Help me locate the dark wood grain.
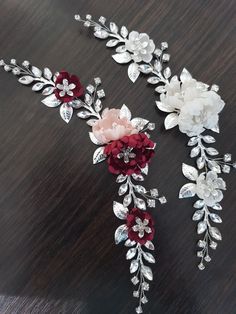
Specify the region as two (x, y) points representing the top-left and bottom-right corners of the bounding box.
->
(0, 0), (235, 313)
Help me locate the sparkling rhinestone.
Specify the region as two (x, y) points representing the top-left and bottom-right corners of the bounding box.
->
(131, 276), (139, 285)
(150, 188), (159, 197)
(141, 296), (148, 304)
(0, 59), (5, 66)
(204, 255), (211, 262)
(142, 282), (149, 291)
(133, 290), (139, 298)
(86, 14), (92, 20)
(147, 123), (155, 130)
(222, 165), (230, 173)
(159, 196), (167, 204)
(99, 16), (106, 24)
(22, 60), (30, 67)
(10, 59), (16, 65)
(198, 263), (205, 270)
(154, 48), (162, 57)
(210, 241), (217, 249)
(223, 153), (232, 162)
(86, 84), (95, 94)
(162, 53), (170, 62)
(211, 84), (219, 92)
(84, 21), (91, 27)
(4, 65), (11, 72)
(135, 306), (143, 314)
(197, 251), (203, 258)
(147, 199), (156, 208)
(97, 89), (105, 98)
(94, 77), (101, 85)
(74, 14), (81, 21)
(198, 240), (206, 248)
(161, 42), (168, 50)
(12, 67), (20, 75)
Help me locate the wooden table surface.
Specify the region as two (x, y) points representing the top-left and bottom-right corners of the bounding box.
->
(0, 1), (235, 313)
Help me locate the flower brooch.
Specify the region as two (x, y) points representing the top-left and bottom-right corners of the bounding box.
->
(1, 58), (166, 313)
(75, 13), (235, 271)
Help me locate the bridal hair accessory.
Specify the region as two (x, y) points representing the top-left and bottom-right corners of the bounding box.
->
(75, 14), (235, 271)
(1, 58), (167, 313)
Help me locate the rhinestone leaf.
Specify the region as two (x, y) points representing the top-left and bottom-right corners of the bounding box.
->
(116, 174), (127, 183)
(206, 147), (219, 156)
(93, 147), (106, 164)
(119, 183), (128, 196)
(131, 117), (149, 131)
(139, 64), (152, 74)
(163, 67), (171, 79)
(209, 226), (222, 241)
(135, 198), (146, 210)
(41, 94), (61, 107)
(110, 22), (118, 33)
(188, 137), (198, 146)
(125, 239), (136, 247)
(106, 39), (119, 47)
(128, 62), (140, 83)
(193, 200), (204, 208)
(143, 251), (155, 263)
(116, 45), (126, 53)
(203, 135), (216, 143)
(207, 160), (221, 173)
(147, 77), (160, 85)
(77, 111), (91, 119)
(31, 66), (42, 78)
(197, 156), (205, 169)
(43, 67), (52, 80)
(209, 213), (222, 223)
(134, 185), (146, 193)
(115, 224), (128, 244)
(42, 86), (54, 96)
(123, 194), (132, 207)
(190, 146), (200, 158)
(32, 82), (44, 91)
(70, 99), (84, 109)
(156, 101), (173, 113)
(164, 113), (178, 130)
(192, 210), (204, 221)
(89, 132), (103, 145)
(141, 265), (153, 281)
(126, 248), (137, 260)
(112, 52), (132, 64)
(130, 260), (139, 273)
(132, 174), (144, 182)
(120, 25), (128, 38)
(18, 75), (34, 85)
(182, 163), (198, 181)
(155, 85), (166, 93)
(113, 201), (128, 220)
(120, 104), (132, 120)
(154, 60), (162, 72)
(94, 29), (109, 39)
(60, 103), (73, 123)
(179, 183), (196, 198)
(197, 221), (207, 234)
(144, 241), (154, 250)
(212, 203), (222, 210)
(85, 93), (92, 105)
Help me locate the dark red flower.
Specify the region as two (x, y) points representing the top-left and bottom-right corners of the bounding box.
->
(126, 208), (155, 245)
(104, 133), (155, 175)
(54, 71), (84, 103)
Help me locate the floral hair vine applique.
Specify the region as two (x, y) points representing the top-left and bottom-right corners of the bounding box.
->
(1, 58), (167, 313)
(75, 14), (236, 271)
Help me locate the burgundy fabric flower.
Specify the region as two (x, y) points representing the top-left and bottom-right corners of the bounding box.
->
(54, 71), (84, 103)
(104, 133), (155, 175)
(127, 208), (155, 245)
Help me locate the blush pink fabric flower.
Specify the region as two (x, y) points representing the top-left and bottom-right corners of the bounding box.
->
(92, 108), (138, 144)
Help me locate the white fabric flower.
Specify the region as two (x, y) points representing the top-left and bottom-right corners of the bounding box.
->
(159, 69), (225, 136)
(125, 31), (155, 63)
(196, 171), (226, 206)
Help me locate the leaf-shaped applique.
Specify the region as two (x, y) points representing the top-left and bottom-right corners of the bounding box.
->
(93, 147), (106, 164)
(182, 163), (198, 181)
(41, 94), (61, 107)
(114, 224), (128, 244)
(128, 63), (140, 83)
(60, 103), (73, 123)
(112, 52), (132, 64)
(164, 113), (178, 130)
(113, 201), (128, 220)
(179, 183), (196, 198)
